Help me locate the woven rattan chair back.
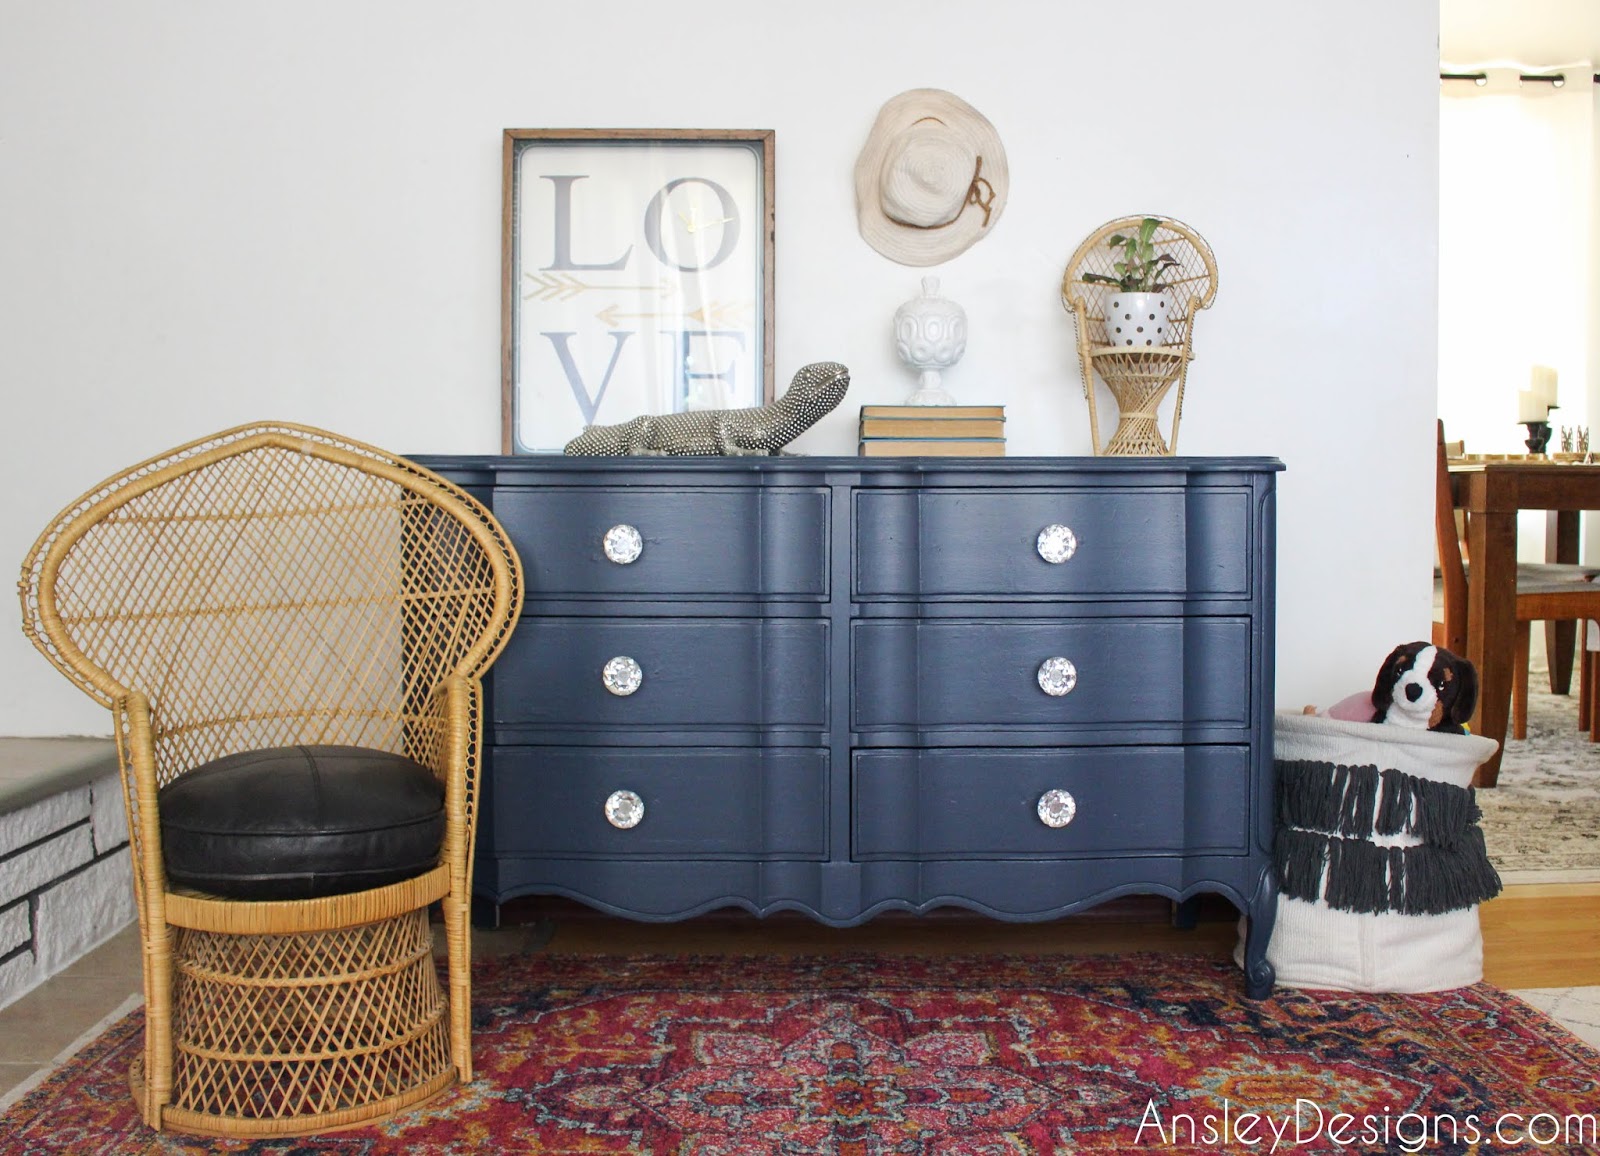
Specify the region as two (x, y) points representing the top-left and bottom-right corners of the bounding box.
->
(18, 422), (523, 1138)
(1061, 216), (1218, 455)
(20, 422), (519, 787)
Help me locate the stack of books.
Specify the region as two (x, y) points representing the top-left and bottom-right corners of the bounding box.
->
(857, 405), (1006, 456)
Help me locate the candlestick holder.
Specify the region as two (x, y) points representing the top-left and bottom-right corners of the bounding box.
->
(1523, 420), (1552, 454)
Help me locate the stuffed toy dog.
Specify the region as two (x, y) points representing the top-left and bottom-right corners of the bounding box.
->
(1369, 641), (1478, 734)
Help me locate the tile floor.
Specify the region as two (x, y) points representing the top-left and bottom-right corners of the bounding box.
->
(0, 921), (143, 1103)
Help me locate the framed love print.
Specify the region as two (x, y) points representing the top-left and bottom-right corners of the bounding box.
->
(502, 128), (775, 453)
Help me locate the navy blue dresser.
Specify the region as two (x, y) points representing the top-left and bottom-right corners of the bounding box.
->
(413, 455), (1282, 996)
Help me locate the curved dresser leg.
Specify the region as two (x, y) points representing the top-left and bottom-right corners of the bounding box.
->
(1242, 864), (1278, 999)
(1171, 896), (1201, 930)
(471, 895), (501, 930)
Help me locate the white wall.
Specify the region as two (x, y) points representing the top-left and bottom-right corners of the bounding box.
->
(1439, 0), (1600, 563)
(1438, 80), (1597, 564)
(0, 0), (1442, 735)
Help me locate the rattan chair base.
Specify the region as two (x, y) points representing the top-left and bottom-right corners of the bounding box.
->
(132, 1057), (457, 1139)
(1103, 416), (1175, 456)
(146, 908), (457, 1138)
(1091, 349), (1184, 456)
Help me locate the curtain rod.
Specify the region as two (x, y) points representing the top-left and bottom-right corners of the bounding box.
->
(1440, 71), (1600, 86)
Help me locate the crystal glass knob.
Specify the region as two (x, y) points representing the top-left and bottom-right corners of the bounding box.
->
(602, 656), (643, 696)
(604, 789), (644, 829)
(1036, 524), (1078, 564)
(603, 524), (643, 565)
(1037, 789), (1077, 828)
(1037, 657), (1078, 697)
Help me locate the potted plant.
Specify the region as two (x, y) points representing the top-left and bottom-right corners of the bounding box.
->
(1081, 216), (1181, 348)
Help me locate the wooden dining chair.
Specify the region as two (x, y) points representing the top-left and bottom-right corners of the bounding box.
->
(1434, 420), (1600, 740)
(1579, 624), (1600, 741)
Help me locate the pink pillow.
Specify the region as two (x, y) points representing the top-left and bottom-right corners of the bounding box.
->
(1324, 691), (1376, 723)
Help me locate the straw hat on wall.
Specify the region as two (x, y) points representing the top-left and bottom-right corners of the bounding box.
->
(854, 88), (1008, 267)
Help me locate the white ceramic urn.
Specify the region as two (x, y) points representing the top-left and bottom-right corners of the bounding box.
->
(893, 276), (968, 405)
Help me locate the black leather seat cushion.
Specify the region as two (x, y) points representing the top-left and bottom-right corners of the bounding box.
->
(160, 745), (446, 900)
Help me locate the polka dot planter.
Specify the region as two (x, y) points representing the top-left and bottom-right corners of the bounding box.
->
(1104, 291), (1171, 347)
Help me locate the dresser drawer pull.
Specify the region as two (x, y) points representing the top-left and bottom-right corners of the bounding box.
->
(602, 656), (643, 696)
(604, 789), (645, 829)
(1036, 657), (1078, 697)
(1036, 524), (1078, 564)
(1037, 789), (1078, 828)
(603, 524), (643, 565)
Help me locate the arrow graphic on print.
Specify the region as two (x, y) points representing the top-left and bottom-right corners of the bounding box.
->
(593, 304), (664, 327)
(522, 272), (676, 302)
(593, 300), (752, 328)
(685, 301), (752, 327)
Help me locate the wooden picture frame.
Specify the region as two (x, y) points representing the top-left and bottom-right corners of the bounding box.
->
(501, 129), (775, 453)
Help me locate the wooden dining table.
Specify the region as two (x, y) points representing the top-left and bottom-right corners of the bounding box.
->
(1448, 457), (1600, 785)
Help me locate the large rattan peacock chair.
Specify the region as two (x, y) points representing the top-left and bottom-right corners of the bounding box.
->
(18, 422), (522, 1138)
(1061, 215), (1218, 455)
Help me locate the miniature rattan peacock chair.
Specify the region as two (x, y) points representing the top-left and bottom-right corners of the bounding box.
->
(18, 422), (522, 1138)
(1061, 215), (1218, 455)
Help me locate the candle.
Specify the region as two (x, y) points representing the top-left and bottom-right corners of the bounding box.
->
(1517, 389), (1547, 423)
(1530, 365), (1559, 408)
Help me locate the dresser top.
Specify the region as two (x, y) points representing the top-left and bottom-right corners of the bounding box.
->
(411, 454), (1284, 480)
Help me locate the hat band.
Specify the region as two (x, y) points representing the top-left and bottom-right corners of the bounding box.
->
(902, 155), (996, 232)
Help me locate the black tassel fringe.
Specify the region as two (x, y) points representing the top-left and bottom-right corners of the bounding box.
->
(1278, 760), (1484, 847)
(1273, 759), (1502, 916)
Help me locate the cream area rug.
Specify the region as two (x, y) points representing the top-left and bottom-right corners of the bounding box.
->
(1477, 650), (1600, 883)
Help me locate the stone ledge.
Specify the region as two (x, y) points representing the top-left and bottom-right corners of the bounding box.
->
(0, 901), (28, 956)
(0, 951), (37, 1011)
(0, 826), (96, 911)
(0, 847), (134, 1013)
(0, 738), (116, 818)
(0, 739), (134, 1014)
(35, 850), (135, 973)
(89, 773), (127, 854)
(0, 789), (90, 860)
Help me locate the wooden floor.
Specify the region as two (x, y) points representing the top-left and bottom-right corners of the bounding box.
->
(495, 882), (1600, 991)
(1480, 882), (1600, 988)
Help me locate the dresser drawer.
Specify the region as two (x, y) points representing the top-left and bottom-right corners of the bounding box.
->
(497, 486), (830, 599)
(495, 617), (829, 730)
(854, 487), (1250, 598)
(853, 747), (1249, 859)
(488, 747), (828, 858)
(852, 617), (1250, 729)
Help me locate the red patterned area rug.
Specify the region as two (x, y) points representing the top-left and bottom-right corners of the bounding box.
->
(5, 952), (1600, 1154)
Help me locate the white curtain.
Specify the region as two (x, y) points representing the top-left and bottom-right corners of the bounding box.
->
(1439, 66), (1599, 559)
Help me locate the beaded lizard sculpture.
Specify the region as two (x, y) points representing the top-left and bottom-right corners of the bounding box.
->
(564, 361), (850, 456)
